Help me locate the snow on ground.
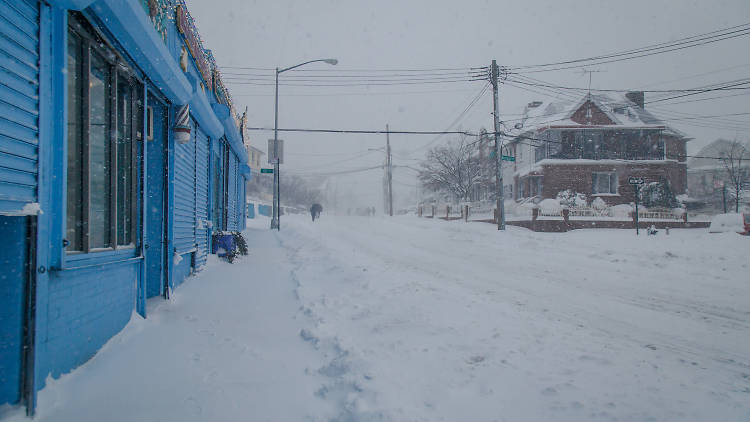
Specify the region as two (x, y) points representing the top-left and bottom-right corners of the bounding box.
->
(11, 215), (750, 421)
(284, 215), (750, 421)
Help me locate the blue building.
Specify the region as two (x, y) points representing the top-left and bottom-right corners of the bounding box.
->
(0, 0), (251, 414)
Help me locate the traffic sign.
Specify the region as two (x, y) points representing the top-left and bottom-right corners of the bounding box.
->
(628, 177), (645, 185)
(267, 139), (284, 164)
(502, 155), (515, 162)
(260, 168), (274, 174)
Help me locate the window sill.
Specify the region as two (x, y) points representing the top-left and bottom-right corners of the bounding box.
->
(61, 246), (140, 271)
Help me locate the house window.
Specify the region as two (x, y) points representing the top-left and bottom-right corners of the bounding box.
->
(66, 14), (142, 253)
(530, 176), (543, 197)
(592, 172), (617, 195)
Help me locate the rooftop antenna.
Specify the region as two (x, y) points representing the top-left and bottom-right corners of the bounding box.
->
(579, 68), (606, 124)
(579, 68), (607, 96)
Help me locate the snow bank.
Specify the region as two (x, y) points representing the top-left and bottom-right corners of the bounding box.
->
(708, 213), (745, 233)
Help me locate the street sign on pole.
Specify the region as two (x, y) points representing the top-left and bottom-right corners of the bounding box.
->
(501, 155), (515, 162)
(628, 177), (644, 235)
(267, 139), (284, 164)
(260, 168), (274, 174)
(628, 176), (645, 185)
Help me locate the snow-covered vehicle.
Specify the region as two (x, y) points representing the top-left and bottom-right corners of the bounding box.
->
(708, 213), (750, 235)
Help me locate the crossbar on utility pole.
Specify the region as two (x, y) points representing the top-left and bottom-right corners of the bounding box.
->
(491, 60), (505, 230)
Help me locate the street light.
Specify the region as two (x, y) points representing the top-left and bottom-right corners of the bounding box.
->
(271, 58), (338, 230)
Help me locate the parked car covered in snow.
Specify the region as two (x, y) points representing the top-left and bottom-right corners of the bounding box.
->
(708, 213), (750, 235)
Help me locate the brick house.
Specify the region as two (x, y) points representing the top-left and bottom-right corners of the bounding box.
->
(503, 92), (689, 206)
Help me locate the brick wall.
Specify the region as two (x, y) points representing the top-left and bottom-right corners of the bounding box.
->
(569, 101), (615, 125)
(540, 161), (687, 204)
(665, 135), (687, 162)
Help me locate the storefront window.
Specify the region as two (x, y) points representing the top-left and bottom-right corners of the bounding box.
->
(66, 14), (142, 253)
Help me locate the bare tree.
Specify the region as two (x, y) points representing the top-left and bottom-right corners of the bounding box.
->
(418, 134), (490, 202)
(719, 140), (749, 213)
(280, 175), (322, 208)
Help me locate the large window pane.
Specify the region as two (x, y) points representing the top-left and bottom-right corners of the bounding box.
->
(117, 75), (133, 245)
(66, 33), (83, 251)
(89, 52), (112, 249)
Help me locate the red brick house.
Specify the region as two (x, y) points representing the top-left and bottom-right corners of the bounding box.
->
(503, 92), (689, 206)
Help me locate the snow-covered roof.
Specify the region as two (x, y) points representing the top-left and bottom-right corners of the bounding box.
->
(688, 139), (750, 170)
(508, 92), (688, 141)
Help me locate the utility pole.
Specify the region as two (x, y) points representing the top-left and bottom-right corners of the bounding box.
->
(490, 60), (505, 230)
(271, 67), (280, 230)
(387, 124), (393, 217)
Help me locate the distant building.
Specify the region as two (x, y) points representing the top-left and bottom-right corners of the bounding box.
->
(503, 92), (690, 206)
(687, 139), (750, 211)
(248, 145), (266, 172)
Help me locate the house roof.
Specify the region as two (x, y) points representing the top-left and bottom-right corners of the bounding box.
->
(509, 92), (689, 142)
(248, 145), (265, 155)
(688, 139), (750, 170)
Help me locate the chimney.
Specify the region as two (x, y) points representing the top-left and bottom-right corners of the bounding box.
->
(626, 91), (645, 108)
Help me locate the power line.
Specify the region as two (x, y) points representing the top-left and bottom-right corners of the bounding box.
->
(221, 70), (487, 79)
(292, 150), (379, 172)
(221, 65), (487, 72)
(506, 23), (750, 73)
(288, 164), (385, 177)
(222, 74), (487, 84)
(230, 87), (484, 97)
(224, 78), (486, 87)
(504, 78), (750, 93)
(243, 127), (482, 136)
(403, 82), (491, 154)
(654, 91), (750, 106)
(646, 80), (750, 104)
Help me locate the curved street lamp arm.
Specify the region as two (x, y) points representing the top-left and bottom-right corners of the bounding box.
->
(278, 58), (338, 74)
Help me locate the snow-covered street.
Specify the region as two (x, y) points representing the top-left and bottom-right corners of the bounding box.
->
(15, 216), (750, 421)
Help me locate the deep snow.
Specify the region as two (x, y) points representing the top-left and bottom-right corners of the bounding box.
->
(9, 215), (750, 421)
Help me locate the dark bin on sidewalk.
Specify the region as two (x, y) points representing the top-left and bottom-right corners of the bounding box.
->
(212, 232), (236, 258)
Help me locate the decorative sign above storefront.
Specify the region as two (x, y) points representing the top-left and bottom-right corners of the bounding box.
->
(176, 4), (212, 87)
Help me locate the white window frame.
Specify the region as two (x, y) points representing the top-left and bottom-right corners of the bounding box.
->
(592, 172), (618, 195)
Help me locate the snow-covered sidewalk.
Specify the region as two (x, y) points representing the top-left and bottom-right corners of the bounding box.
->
(12, 218), (338, 422)
(10, 215), (750, 421)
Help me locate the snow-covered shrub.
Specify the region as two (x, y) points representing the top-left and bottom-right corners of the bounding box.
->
(591, 197), (608, 211)
(639, 181), (680, 209)
(556, 189), (587, 208)
(611, 204), (633, 218)
(538, 198), (562, 214)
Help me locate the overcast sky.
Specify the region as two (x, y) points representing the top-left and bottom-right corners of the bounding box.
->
(187, 0), (750, 211)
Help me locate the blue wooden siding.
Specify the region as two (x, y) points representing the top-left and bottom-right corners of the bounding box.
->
(0, 0), (39, 214)
(173, 120), (197, 257)
(227, 154), (238, 230)
(194, 129), (209, 268)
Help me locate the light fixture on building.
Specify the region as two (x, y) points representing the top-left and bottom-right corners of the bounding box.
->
(174, 104), (191, 144)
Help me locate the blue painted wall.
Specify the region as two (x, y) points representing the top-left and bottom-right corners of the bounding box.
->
(0, 0), (251, 413)
(0, 216), (27, 406)
(42, 263), (137, 379)
(145, 96), (168, 298)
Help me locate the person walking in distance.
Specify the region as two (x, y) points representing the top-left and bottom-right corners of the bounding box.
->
(310, 203), (323, 222)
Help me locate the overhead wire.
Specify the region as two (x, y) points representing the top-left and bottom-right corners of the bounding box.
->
(505, 23), (750, 74)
